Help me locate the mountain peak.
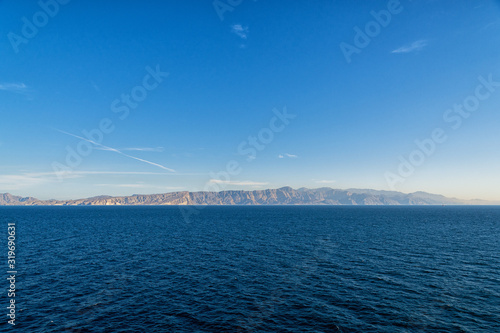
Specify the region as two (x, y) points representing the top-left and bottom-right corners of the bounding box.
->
(278, 186), (294, 192)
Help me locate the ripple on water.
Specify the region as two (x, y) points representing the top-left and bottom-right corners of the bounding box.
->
(1, 206), (499, 332)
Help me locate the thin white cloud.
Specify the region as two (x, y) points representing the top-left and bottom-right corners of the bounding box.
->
(90, 80), (100, 92)
(481, 19), (500, 31)
(69, 171), (198, 176)
(55, 129), (175, 172)
(0, 171), (89, 191)
(0, 174), (49, 190)
(0, 170), (203, 192)
(314, 180), (336, 184)
(278, 153), (298, 159)
(95, 184), (147, 188)
(95, 147), (164, 152)
(391, 40), (428, 54)
(95, 184), (183, 190)
(231, 24), (249, 39)
(209, 179), (268, 186)
(26, 171), (201, 178)
(0, 82), (28, 93)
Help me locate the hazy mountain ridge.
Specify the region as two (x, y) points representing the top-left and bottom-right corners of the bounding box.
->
(0, 187), (496, 206)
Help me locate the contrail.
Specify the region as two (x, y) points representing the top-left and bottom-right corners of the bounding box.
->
(55, 129), (176, 172)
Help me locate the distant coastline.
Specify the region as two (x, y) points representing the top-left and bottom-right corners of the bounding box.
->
(1, 187), (497, 206)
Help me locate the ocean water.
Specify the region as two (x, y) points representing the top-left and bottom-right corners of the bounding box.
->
(1, 206), (499, 332)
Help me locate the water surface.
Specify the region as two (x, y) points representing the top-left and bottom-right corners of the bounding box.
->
(2, 206), (499, 332)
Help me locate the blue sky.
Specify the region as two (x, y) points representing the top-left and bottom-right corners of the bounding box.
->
(1, 0), (500, 200)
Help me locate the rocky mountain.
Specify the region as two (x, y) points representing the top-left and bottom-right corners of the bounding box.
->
(0, 187), (495, 206)
(0, 193), (39, 205)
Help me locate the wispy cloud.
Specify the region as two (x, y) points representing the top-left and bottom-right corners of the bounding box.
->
(0, 170), (201, 191)
(209, 179), (268, 186)
(314, 180), (336, 184)
(278, 153), (298, 159)
(0, 82), (28, 94)
(95, 147), (164, 152)
(0, 174), (50, 190)
(55, 129), (175, 172)
(231, 24), (249, 39)
(90, 80), (101, 92)
(27, 171), (200, 178)
(481, 19), (500, 31)
(96, 184), (147, 188)
(95, 184), (183, 190)
(391, 40), (428, 54)
(0, 171), (92, 191)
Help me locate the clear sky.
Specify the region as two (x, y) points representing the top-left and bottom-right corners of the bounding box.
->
(1, 0), (500, 200)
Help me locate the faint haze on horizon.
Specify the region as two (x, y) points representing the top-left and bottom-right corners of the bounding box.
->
(1, 0), (500, 201)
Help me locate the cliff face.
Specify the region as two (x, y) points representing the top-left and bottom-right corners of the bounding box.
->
(0, 193), (38, 205)
(0, 187), (490, 206)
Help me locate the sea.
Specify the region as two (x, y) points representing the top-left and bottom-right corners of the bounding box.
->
(1, 206), (499, 332)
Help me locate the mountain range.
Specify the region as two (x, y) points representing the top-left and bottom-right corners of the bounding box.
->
(0, 187), (496, 206)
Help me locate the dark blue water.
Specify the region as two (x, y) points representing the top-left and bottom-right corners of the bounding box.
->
(1, 206), (499, 332)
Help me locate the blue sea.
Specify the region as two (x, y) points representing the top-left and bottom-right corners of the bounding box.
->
(1, 206), (499, 332)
